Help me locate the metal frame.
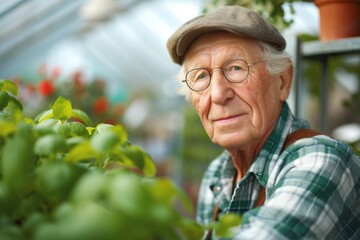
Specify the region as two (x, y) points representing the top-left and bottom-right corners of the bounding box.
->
(295, 36), (360, 133)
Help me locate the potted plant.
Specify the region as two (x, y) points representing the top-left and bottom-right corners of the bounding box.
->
(0, 79), (241, 239)
(314, 0), (360, 41)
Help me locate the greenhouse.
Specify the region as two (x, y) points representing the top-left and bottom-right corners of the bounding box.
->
(0, 0), (359, 239)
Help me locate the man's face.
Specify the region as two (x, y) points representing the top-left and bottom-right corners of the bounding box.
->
(183, 32), (290, 151)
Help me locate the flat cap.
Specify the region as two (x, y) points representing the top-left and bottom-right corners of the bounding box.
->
(167, 5), (286, 65)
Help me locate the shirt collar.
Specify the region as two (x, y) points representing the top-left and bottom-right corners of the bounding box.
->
(249, 102), (310, 186)
(209, 102), (310, 194)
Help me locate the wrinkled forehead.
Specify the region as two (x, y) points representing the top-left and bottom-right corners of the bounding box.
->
(183, 31), (263, 66)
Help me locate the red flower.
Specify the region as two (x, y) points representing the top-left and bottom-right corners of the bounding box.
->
(92, 97), (109, 113)
(38, 79), (55, 96)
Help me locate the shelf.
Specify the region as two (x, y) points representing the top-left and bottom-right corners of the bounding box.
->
(294, 36), (360, 133)
(300, 36), (360, 58)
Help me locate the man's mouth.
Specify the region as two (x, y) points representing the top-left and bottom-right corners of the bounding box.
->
(213, 114), (244, 125)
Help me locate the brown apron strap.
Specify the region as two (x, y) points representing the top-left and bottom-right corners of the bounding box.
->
(212, 204), (220, 221)
(205, 229), (213, 240)
(205, 128), (325, 239)
(257, 128), (325, 207)
(204, 204), (220, 240)
(255, 185), (266, 207)
(281, 128), (325, 152)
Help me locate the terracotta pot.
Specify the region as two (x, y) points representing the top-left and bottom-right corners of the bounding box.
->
(314, 0), (360, 41)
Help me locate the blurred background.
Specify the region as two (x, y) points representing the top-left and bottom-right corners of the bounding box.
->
(1, 0), (359, 215)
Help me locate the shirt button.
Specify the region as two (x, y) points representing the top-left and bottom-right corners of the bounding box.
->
(213, 186), (221, 192)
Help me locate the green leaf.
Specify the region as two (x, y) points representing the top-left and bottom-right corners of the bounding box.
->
(106, 172), (150, 216)
(120, 145), (156, 177)
(65, 141), (98, 163)
(93, 124), (128, 145)
(95, 124), (128, 145)
(214, 213), (242, 237)
(70, 171), (107, 202)
(177, 218), (205, 240)
(7, 94), (23, 110)
(0, 91), (9, 110)
(148, 178), (193, 213)
(23, 212), (48, 235)
(52, 97), (72, 121)
(36, 109), (54, 123)
(2, 124), (35, 195)
(0, 182), (16, 216)
(0, 120), (16, 138)
(86, 126), (96, 135)
(34, 201), (120, 240)
(0, 79), (18, 96)
(24, 117), (35, 124)
(0, 106), (23, 123)
(148, 178), (178, 205)
(0, 225), (24, 240)
(141, 152), (156, 177)
(34, 134), (66, 156)
(112, 124), (128, 145)
(95, 123), (114, 134)
(90, 130), (119, 154)
(71, 109), (94, 127)
(56, 122), (89, 138)
(65, 136), (86, 148)
(33, 118), (59, 136)
(35, 161), (87, 205)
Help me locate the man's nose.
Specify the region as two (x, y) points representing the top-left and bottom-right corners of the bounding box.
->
(209, 69), (234, 103)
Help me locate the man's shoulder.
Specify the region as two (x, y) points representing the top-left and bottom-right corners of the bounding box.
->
(282, 134), (357, 160)
(276, 134), (360, 182)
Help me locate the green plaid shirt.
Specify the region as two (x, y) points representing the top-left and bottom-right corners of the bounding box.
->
(196, 102), (360, 239)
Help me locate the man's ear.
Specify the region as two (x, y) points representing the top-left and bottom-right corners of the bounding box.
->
(279, 63), (293, 101)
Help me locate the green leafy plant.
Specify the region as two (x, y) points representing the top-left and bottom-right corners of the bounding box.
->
(0, 79), (209, 240)
(0, 79), (242, 240)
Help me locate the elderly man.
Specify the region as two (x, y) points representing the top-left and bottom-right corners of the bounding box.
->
(166, 5), (360, 240)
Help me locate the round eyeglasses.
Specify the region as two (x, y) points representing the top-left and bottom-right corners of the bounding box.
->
(182, 59), (267, 92)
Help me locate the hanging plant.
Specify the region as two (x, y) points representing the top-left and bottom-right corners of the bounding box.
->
(203, 0), (302, 30)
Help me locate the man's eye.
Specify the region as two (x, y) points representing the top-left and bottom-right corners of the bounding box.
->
(190, 70), (208, 82)
(196, 72), (208, 80)
(228, 65), (243, 72)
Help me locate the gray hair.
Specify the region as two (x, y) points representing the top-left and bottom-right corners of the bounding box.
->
(175, 40), (293, 99)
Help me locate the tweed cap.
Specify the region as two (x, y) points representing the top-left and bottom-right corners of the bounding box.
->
(167, 5), (286, 65)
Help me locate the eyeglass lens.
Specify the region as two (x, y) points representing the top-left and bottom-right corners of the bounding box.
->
(185, 59), (249, 91)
